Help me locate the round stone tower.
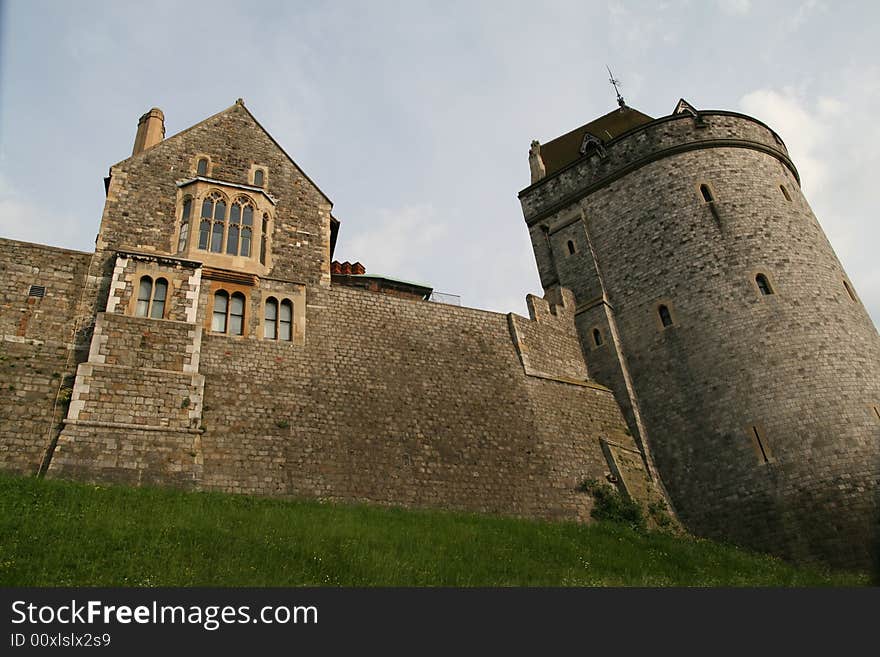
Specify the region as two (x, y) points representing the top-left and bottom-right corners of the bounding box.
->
(520, 100), (880, 570)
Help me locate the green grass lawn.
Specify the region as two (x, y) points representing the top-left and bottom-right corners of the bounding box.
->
(0, 473), (867, 586)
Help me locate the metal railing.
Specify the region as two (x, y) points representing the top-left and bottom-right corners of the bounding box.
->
(428, 291), (461, 306)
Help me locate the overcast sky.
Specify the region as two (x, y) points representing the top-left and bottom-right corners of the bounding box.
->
(1, 0), (878, 326)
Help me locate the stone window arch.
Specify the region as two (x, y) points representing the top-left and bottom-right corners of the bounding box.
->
(699, 183), (714, 203)
(199, 190), (228, 253)
(592, 327), (603, 347)
(135, 275), (168, 319)
(756, 273), (774, 296)
(779, 184), (792, 202)
(567, 240), (576, 255)
(253, 168), (265, 187)
(194, 155), (213, 177)
(656, 302), (675, 329)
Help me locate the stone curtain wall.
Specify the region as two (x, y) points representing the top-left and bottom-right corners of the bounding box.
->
(192, 284), (645, 520)
(521, 111), (880, 569)
(0, 239), (91, 474)
(508, 288), (590, 381)
(0, 239), (91, 340)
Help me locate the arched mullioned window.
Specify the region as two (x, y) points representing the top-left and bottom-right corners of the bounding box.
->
(227, 197), (255, 257)
(197, 158), (208, 176)
(199, 191), (227, 253)
(212, 290), (246, 335)
(658, 304), (673, 328)
(756, 274), (774, 296)
(253, 169), (265, 187)
(592, 328), (603, 347)
(178, 197), (192, 252)
(135, 276), (168, 319)
(700, 184), (714, 203)
(779, 185), (792, 202)
(567, 240), (576, 255)
(264, 297), (293, 341)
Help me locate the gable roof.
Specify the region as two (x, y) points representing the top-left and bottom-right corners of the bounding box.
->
(539, 106), (654, 176)
(114, 100), (334, 207)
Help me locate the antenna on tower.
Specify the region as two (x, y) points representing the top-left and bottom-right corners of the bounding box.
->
(606, 65), (626, 108)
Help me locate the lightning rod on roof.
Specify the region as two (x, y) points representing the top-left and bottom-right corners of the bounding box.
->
(606, 65), (626, 108)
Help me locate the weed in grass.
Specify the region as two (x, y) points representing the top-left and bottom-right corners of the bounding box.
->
(579, 478), (646, 532)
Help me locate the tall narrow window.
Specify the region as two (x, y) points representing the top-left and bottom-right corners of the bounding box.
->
(212, 291), (228, 333)
(279, 300), (293, 341)
(843, 280), (857, 302)
(197, 158), (208, 176)
(178, 197), (192, 252)
(136, 276), (153, 317)
(750, 425), (772, 464)
(567, 240), (576, 255)
(229, 293), (245, 336)
(253, 169), (264, 187)
(264, 297), (278, 339)
(700, 184), (714, 203)
(225, 197), (255, 256)
(201, 192), (227, 253)
(592, 328), (603, 346)
(151, 278), (168, 319)
(756, 274), (773, 296)
(241, 204), (253, 257)
(780, 185), (792, 202)
(658, 304), (673, 328)
(199, 218), (210, 250)
(260, 214), (269, 265)
(227, 202), (241, 255)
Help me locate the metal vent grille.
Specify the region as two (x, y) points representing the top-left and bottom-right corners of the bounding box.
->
(28, 285), (46, 298)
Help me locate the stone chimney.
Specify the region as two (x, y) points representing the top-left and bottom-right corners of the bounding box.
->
(132, 107), (165, 156)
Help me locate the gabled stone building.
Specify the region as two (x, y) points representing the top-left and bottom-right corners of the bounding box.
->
(0, 98), (877, 570)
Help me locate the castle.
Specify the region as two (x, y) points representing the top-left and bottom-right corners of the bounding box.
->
(1, 98), (877, 571)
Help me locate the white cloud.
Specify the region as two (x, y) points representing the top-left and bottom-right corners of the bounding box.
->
(0, 176), (87, 249)
(718, 0), (751, 15)
(791, 0), (827, 30)
(739, 88), (828, 193)
(339, 204), (448, 285)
